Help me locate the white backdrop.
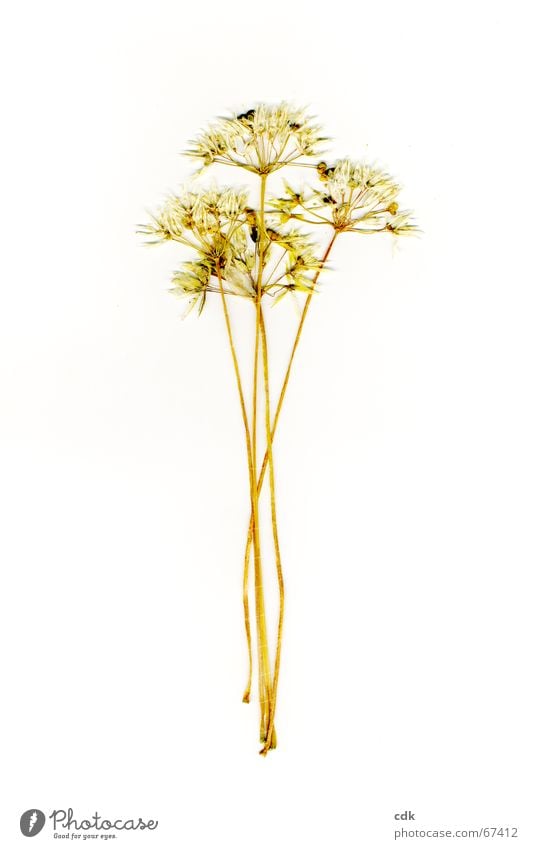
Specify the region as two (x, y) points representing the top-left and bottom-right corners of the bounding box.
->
(1, 1), (537, 846)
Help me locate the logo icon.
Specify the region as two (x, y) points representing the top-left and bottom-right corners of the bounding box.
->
(20, 810), (46, 837)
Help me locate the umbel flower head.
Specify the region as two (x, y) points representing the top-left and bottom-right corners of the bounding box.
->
(271, 158), (417, 235)
(140, 184), (324, 314)
(140, 186), (250, 246)
(186, 102), (326, 175)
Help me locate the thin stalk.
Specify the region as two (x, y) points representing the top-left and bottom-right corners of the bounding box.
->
(251, 174), (273, 742)
(259, 305), (284, 755)
(215, 265), (256, 704)
(241, 538), (253, 703)
(241, 233), (339, 704)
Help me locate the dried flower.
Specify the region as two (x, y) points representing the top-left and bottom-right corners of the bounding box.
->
(142, 104), (418, 756)
(271, 158), (418, 235)
(186, 102), (326, 175)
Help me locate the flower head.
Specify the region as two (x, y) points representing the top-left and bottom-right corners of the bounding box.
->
(140, 186), (250, 252)
(271, 158), (417, 235)
(187, 102), (326, 175)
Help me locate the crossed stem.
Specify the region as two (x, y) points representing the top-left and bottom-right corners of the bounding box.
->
(241, 232), (339, 728)
(218, 187), (339, 753)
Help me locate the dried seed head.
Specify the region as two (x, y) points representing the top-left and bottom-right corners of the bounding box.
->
(270, 158), (418, 236)
(187, 102), (326, 174)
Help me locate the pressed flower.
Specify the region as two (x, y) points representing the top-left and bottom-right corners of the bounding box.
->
(270, 157), (418, 236)
(142, 104), (418, 755)
(187, 102), (326, 175)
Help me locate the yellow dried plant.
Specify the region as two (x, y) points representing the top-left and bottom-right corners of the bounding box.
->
(141, 103), (417, 755)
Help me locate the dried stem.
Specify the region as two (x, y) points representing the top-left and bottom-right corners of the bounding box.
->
(241, 232), (339, 711)
(215, 264), (255, 706)
(259, 305), (284, 756)
(251, 174), (273, 744)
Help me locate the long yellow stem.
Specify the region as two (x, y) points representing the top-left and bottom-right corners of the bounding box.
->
(215, 265), (255, 703)
(241, 233), (339, 704)
(259, 306), (284, 755)
(241, 535), (253, 703)
(251, 174), (273, 743)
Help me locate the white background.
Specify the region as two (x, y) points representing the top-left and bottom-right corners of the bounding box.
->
(1, 1), (537, 846)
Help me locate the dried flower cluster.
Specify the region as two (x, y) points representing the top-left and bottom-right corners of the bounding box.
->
(141, 103), (417, 755)
(271, 160), (416, 234)
(186, 103), (326, 173)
